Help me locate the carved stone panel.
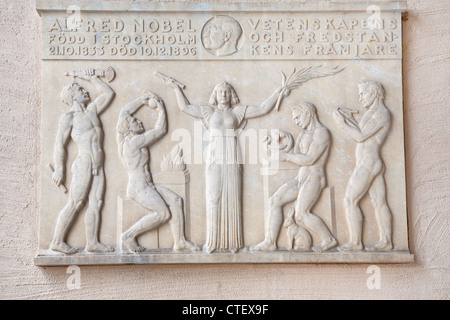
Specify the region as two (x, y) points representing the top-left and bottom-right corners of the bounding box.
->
(35, 1), (412, 265)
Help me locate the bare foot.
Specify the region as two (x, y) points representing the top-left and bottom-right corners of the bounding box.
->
(50, 241), (78, 255)
(173, 240), (201, 252)
(312, 237), (337, 252)
(86, 242), (114, 253)
(122, 233), (146, 253)
(249, 240), (277, 252)
(337, 241), (363, 252)
(365, 240), (393, 251)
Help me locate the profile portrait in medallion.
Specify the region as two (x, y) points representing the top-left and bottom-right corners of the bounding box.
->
(201, 15), (243, 56)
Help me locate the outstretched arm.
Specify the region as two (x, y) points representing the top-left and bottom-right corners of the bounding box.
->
(168, 79), (206, 118)
(52, 113), (72, 187)
(245, 86), (283, 119)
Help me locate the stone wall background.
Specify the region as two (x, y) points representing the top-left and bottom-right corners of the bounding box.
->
(0, 0), (448, 299)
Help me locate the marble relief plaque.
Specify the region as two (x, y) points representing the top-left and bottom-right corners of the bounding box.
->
(35, 1), (413, 265)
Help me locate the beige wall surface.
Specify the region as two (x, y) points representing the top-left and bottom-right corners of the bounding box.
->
(0, 0), (448, 299)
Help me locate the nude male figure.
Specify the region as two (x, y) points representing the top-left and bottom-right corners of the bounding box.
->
(116, 92), (199, 253)
(251, 102), (337, 252)
(334, 80), (393, 252)
(51, 69), (115, 254)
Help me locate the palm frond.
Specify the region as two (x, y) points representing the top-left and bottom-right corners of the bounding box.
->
(284, 65), (344, 90)
(280, 71), (287, 86)
(275, 65), (344, 112)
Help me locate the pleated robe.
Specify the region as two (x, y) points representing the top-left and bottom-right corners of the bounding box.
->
(201, 105), (247, 252)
